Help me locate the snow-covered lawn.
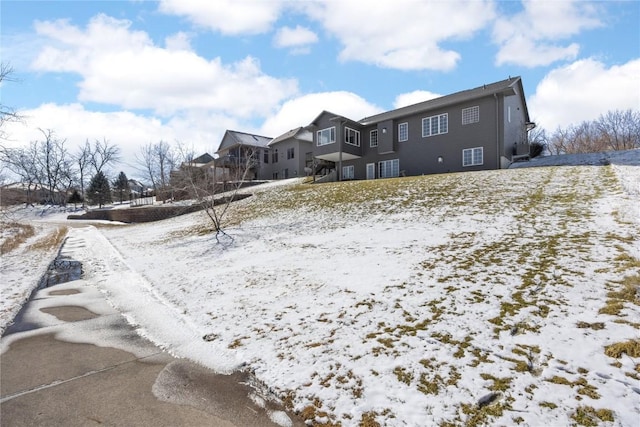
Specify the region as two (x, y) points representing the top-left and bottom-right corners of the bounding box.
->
(2, 150), (639, 426)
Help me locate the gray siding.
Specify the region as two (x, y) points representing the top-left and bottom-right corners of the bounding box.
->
(342, 96), (504, 179)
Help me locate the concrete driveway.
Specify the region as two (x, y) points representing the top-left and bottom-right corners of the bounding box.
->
(1, 275), (304, 426)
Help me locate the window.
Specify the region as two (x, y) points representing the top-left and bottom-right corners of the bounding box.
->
(345, 127), (360, 147)
(422, 113), (448, 137)
(287, 147), (295, 159)
(272, 172), (278, 179)
(379, 159), (399, 178)
(463, 147), (483, 167)
(398, 122), (408, 142)
(370, 129), (378, 147)
(263, 150), (269, 164)
(284, 168), (289, 179)
(272, 149), (278, 163)
(342, 165), (354, 180)
(317, 127), (336, 146)
(366, 163), (375, 180)
(462, 106), (479, 125)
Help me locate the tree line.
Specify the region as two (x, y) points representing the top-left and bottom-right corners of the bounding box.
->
(530, 109), (640, 156)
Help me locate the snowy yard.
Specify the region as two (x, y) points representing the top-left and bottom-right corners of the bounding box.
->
(2, 150), (639, 426)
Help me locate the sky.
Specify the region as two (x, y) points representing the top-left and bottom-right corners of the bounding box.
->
(1, 0), (639, 179)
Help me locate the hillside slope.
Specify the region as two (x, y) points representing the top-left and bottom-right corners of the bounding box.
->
(95, 158), (639, 426)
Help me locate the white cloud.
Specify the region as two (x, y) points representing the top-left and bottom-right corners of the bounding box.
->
(2, 104), (232, 179)
(158, 0), (285, 35)
(273, 25), (318, 53)
(393, 90), (442, 109)
(529, 58), (640, 131)
(165, 32), (192, 51)
(260, 92), (382, 137)
(493, 0), (602, 67)
(302, 0), (495, 71)
(30, 14), (298, 118)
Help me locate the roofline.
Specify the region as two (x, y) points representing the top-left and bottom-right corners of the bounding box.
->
(359, 76), (525, 126)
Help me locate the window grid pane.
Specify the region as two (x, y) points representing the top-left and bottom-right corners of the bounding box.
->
(398, 123), (408, 142)
(370, 130), (378, 147)
(422, 114), (448, 137)
(462, 106), (479, 125)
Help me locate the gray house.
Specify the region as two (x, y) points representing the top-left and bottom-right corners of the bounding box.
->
(307, 76), (535, 181)
(214, 130), (273, 181)
(266, 127), (313, 179)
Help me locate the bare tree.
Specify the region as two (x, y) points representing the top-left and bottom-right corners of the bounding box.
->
(0, 144), (39, 206)
(174, 146), (257, 243)
(74, 140), (92, 208)
(527, 125), (548, 158)
(136, 140), (176, 202)
(32, 129), (72, 205)
(0, 63), (24, 141)
(596, 109), (640, 151)
(547, 109), (640, 155)
(90, 137), (121, 175)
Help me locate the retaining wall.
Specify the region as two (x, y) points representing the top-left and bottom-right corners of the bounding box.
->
(67, 194), (250, 223)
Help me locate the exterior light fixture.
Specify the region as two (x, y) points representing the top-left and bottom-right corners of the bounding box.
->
(438, 156), (443, 164)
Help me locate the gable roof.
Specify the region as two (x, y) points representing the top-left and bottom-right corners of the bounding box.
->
(268, 127), (313, 146)
(359, 76), (528, 126)
(191, 153), (214, 164)
(217, 130), (273, 152)
(308, 110), (363, 129)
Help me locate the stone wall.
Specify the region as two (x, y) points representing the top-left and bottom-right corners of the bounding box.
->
(67, 194), (250, 223)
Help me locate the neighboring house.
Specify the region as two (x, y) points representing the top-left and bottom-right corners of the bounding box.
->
(307, 76), (535, 181)
(214, 130), (273, 181)
(128, 179), (151, 197)
(266, 127), (313, 179)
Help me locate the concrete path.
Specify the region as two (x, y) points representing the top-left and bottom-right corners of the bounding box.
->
(1, 277), (303, 426)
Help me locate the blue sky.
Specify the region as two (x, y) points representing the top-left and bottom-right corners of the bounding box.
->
(1, 0), (639, 178)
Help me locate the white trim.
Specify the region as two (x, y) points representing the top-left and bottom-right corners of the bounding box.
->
(462, 147), (483, 166)
(379, 159), (399, 178)
(345, 127), (360, 147)
(366, 163), (375, 180)
(317, 127), (336, 146)
(462, 106), (479, 125)
(342, 165), (354, 180)
(422, 113), (448, 137)
(370, 129), (378, 147)
(398, 122), (408, 142)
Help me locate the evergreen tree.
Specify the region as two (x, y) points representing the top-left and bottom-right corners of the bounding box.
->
(87, 171), (112, 208)
(68, 189), (83, 209)
(112, 171), (130, 203)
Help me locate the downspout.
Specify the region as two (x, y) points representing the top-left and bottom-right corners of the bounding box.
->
(494, 94), (500, 169)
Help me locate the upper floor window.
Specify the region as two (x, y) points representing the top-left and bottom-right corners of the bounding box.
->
(370, 129), (378, 147)
(422, 113), (448, 137)
(345, 127), (360, 147)
(398, 122), (408, 142)
(317, 127), (336, 146)
(272, 149), (278, 163)
(263, 149), (269, 164)
(462, 106), (479, 125)
(287, 147), (295, 159)
(462, 147), (483, 166)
